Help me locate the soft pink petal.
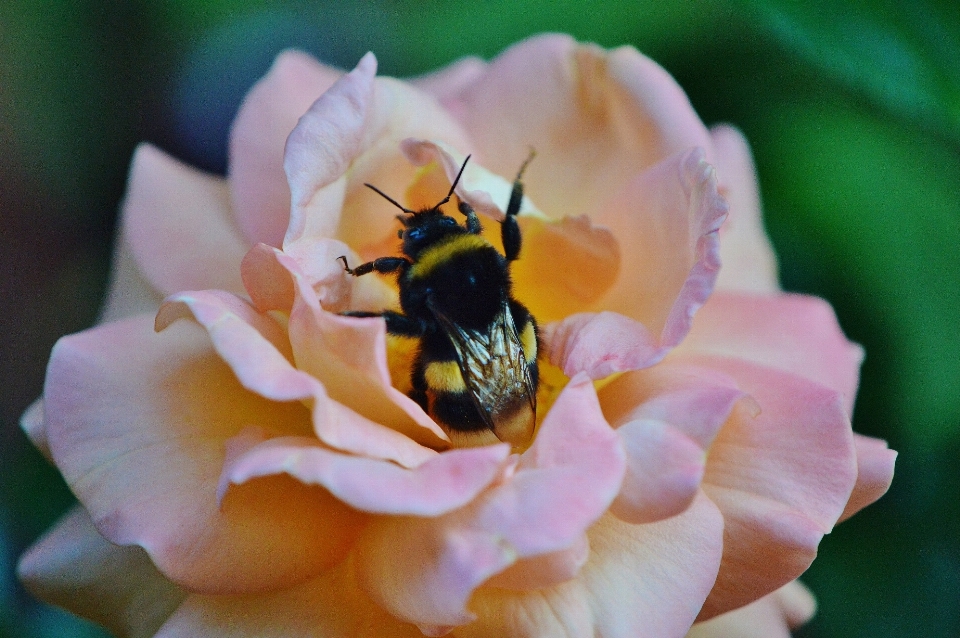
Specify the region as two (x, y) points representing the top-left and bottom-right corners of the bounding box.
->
(694, 356), (858, 619)
(543, 311), (662, 378)
(282, 56), (472, 256)
(677, 292), (864, 415)
(98, 232), (165, 323)
(157, 288), (436, 468)
(282, 53), (375, 247)
(229, 50), (342, 247)
(687, 581), (816, 638)
(122, 143), (247, 296)
(839, 433), (897, 522)
(156, 559), (421, 638)
(18, 506), (185, 638)
(461, 493), (724, 638)
(44, 316), (365, 594)
(280, 251), (449, 446)
(446, 34), (712, 221)
(482, 535), (590, 591)
(410, 56), (487, 102)
(710, 125), (780, 293)
(354, 375), (625, 630)
(596, 362), (744, 524)
(591, 148), (726, 351)
(221, 433), (509, 516)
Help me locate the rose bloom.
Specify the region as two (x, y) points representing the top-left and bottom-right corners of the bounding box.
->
(19, 34), (895, 638)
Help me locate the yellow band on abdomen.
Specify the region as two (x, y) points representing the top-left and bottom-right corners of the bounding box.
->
(424, 360), (466, 393)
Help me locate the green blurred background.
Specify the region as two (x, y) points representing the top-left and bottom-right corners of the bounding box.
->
(1, 0), (957, 636)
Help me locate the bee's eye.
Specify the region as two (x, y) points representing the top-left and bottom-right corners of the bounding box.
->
(406, 228), (424, 241)
(441, 217), (457, 227)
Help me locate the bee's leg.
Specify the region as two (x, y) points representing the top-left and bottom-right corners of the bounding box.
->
(340, 310), (429, 337)
(457, 200), (482, 234)
(337, 255), (409, 277)
(409, 356), (429, 412)
(502, 149), (535, 262)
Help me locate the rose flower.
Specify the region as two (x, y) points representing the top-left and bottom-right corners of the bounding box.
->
(19, 34), (895, 638)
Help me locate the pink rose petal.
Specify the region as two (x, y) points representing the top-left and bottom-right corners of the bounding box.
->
(543, 311), (662, 378)
(220, 433), (509, 516)
(122, 143), (248, 297)
(687, 581), (816, 638)
(592, 147), (727, 349)
(155, 560), (421, 638)
(461, 494), (724, 638)
(839, 433), (897, 522)
(694, 356), (858, 619)
(597, 362), (745, 524)
(677, 292), (864, 415)
(354, 374), (625, 630)
(18, 506), (186, 638)
(709, 125), (780, 293)
(98, 234), (166, 323)
(157, 288), (437, 468)
(447, 34), (712, 221)
(229, 50), (342, 247)
(20, 398), (48, 461)
(44, 316), (365, 594)
(410, 56), (487, 102)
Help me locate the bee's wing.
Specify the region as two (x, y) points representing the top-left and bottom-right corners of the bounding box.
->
(429, 299), (537, 436)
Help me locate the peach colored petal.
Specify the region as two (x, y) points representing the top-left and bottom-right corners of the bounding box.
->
(592, 148), (726, 348)
(354, 374), (625, 631)
(20, 398), (49, 460)
(18, 506), (185, 638)
(677, 292), (864, 415)
(482, 534), (590, 591)
(410, 56), (487, 102)
(98, 233), (165, 323)
(686, 581), (816, 638)
(283, 53), (375, 247)
(221, 433), (509, 516)
(446, 34), (712, 221)
(839, 433), (897, 522)
(709, 125), (780, 293)
(229, 50), (342, 247)
(44, 316), (364, 594)
(282, 58), (473, 257)
(596, 362), (744, 524)
(694, 357), (857, 619)
(155, 558), (421, 638)
(280, 251), (449, 446)
(122, 143), (247, 297)
(157, 288), (436, 468)
(461, 494), (724, 638)
(543, 311), (662, 378)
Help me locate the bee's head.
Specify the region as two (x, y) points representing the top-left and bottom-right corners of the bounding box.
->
(365, 154), (474, 258)
(396, 209), (463, 257)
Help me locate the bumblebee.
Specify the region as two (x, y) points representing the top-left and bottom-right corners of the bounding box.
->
(338, 153), (539, 449)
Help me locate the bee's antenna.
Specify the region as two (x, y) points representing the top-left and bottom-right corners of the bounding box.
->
(365, 183), (415, 214)
(516, 147), (536, 182)
(434, 154), (472, 208)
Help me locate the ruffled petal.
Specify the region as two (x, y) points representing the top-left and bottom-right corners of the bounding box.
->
(44, 316), (365, 594)
(157, 288), (435, 468)
(461, 493), (724, 638)
(282, 57), (472, 256)
(686, 581), (816, 638)
(354, 374), (625, 631)
(709, 125), (779, 293)
(18, 506), (185, 638)
(446, 34), (711, 220)
(597, 362), (745, 524)
(591, 148), (726, 351)
(122, 143), (248, 297)
(156, 559), (421, 638)
(220, 432), (509, 516)
(839, 433), (897, 522)
(677, 292), (864, 415)
(229, 50), (342, 247)
(694, 357), (857, 619)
